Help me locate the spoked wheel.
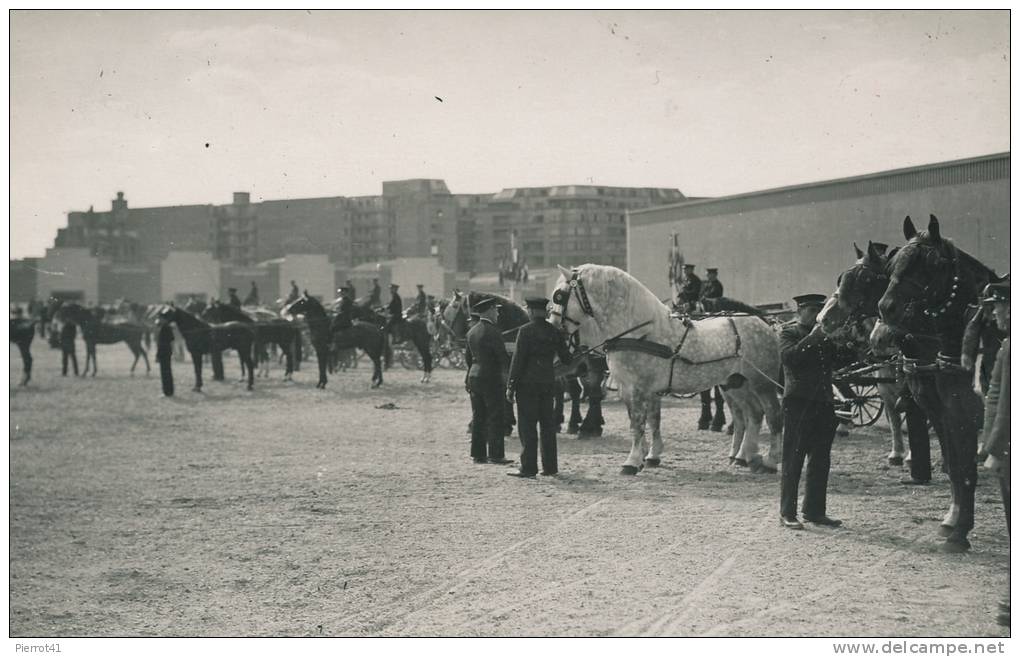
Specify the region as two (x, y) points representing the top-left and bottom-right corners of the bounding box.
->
(397, 347), (423, 371)
(836, 382), (885, 428)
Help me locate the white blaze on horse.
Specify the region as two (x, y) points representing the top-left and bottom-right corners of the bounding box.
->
(549, 264), (783, 475)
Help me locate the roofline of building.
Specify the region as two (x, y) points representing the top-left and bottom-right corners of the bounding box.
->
(629, 151), (1010, 219)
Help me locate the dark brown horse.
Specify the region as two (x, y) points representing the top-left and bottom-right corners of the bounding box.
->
(875, 215), (998, 553)
(56, 303), (150, 377)
(10, 318), (36, 386)
(283, 294), (385, 388)
(158, 306), (256, 391)
(201, 301), (299, 381)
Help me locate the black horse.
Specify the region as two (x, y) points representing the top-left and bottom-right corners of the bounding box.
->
(10, 318), (36, 386)
(201, 301), (299, 381)
(57, 303), (150, 377)
(158, 306), (256, 392)
(387, 307), (433, 383)
(875, 215), (998, 553)
(283, 294), (385, 388)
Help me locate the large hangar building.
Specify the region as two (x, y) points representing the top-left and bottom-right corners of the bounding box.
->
(627, 152), (1009, 308)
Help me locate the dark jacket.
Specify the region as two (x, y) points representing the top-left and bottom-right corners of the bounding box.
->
(508, 319), (572, 391)
(415, 291), (428, 315)
(156, 324), (175, 358)
(465, 318), (509, 385)
(369, 284), (382, 306)
(60, 321), (77, 347)
(779, 320), (836, 402)
(333, 296), (354, 330)
(701, 278), (724, 300)
(678, 273), (702, 304)
(982, 338), (1010, 461)
(228, 293), (242, 308)
(388, 292), (403, 319)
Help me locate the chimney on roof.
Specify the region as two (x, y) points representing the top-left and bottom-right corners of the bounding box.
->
(112, 191), (127, 212)
(233, 192), (250, 206)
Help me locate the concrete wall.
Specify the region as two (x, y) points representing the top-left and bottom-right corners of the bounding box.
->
(98, 263), (160, 304)
(277, 254), (334, 301)
(9, 259), (38, 303)
(628, 163), (1009, 308)
(160, 251), (220, 303)
(35, 248), (99, 303)
(385, 257), (447, 299)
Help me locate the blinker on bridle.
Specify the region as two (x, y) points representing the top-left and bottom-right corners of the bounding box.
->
(550, 269), (595, 328)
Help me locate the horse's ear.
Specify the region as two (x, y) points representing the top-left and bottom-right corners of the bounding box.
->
(928, 214), (941, 241)
(303, 289), (309, 297)
(866, 240), (881, 262)
(557, 264), (572, 278)
(903, 216), (917, 240)
(853, 242), (864, 259)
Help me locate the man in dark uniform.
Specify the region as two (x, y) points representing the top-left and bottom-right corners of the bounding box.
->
(286, 280), (300, 304)
(506, 297), (573, 478)
(415, 284), (428, 316)
(779, 293), (842, 530)
(244, 281), (260, 306)
(156, 313), (175, 397)
(333, 286), (355, 332)
(387, 283), (404, 340)
(698, 267), (727, 431)
(465, 297), (512, 465)
(228, 287), (242, 308)
(369, 278), (382, 307)
(345, 279), (357, 300)
(676, 264), (702, 313)
(60, 319), (79, 377)
(701, 267), (724, 301)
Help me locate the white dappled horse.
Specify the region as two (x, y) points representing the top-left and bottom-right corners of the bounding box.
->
(549, 264), (783, 475)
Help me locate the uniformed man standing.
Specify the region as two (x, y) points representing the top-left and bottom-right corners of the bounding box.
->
(228, 287), (242, 308)
(779, 293), (842, 529)
(465, 297), (512, 465)
(156, 313), (175, 397)
(60, 319), (79, 377)
(676, 263), (702, 313)
(506, 297), (573, 478)
(369, 278), (382, 307)
(387, 283), (403, 340)
(415, 284), (428, 316)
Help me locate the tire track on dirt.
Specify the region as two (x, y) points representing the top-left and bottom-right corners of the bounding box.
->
(332, 496), (609, 633)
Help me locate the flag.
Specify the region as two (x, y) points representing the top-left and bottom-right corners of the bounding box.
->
(668, 232), (684, 298)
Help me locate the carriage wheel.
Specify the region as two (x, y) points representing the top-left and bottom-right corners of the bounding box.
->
(846, 382), (885, 428)
(449, 348), (467, 370)
(398, 347), (423, 370)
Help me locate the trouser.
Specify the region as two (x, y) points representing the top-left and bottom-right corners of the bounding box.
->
(61, 346), (78, 376)
(158, 354), (174, 396)
(1000, 460), (1011, 534)
(211, 350), (225, 381)
(780, 397), (839, 519)
(469, 378), (505, 460)
(517, 383), (558, 475)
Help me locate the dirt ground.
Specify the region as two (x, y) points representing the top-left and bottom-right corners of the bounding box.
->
(9, 344), (1010, 637)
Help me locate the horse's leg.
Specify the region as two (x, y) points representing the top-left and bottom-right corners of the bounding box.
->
(939, 382), (981, 552)
(621, 394), (648, 475)
(567, 378), (582, 433)
(89, 343), (97, 377)
(192, 352), (203, 391)
(726, 390), (749, 467)
(140, 341), (150, 374)
(318, 347), (328, 388)
(760, 387), (784, 468)
(420, 340), (432, 383)
(18, 343), (32, 386)
(711, 386), (727, 431)
(698, 389), (713, 430)
(886, 380), (907, 465)
(246, 348), (255, 391)
(579, 395), (604, 438)
(644, 397), (664, 466)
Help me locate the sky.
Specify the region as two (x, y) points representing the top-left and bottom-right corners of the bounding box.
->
(9, 9), (1010, 260)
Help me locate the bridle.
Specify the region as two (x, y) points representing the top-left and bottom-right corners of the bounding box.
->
(887, 239), (965, 323)
(550, 269), (596, 351)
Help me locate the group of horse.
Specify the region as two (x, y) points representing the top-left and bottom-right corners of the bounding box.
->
(546, 214), (1002, 553)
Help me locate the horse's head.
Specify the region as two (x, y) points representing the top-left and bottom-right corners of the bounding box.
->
(282, 292), (321, 319)
(879, 215), (978, 333)
(549, 264), (602, 349)
(819, 240), (890, 336)
(442, 290), (470, 339)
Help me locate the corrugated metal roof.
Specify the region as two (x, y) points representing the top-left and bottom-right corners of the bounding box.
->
(629, 152), (1009, 225)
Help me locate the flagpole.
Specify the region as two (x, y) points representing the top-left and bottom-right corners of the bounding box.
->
(509, 229), (516, 304)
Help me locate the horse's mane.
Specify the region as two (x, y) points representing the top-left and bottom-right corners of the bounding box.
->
(466, 291), (529, 327)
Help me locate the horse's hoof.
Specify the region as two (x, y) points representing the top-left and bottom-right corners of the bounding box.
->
(697, 422), (710, 431)
(566, 426), (579, 435)
(940, 536), (971, 554)
(888, 456), (904, 466)
(620, 465), (640, 476)
(750, 460), (778, 475)
(728, 456), (736, 465)
(710, 424), (724, 433)
(733, 458), (749, 468)
(937, 524), (955, 538)
(644, 458), (661, 467)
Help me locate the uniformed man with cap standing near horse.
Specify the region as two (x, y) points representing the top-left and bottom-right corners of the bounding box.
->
(698, 267), (727, 432)
(780, 293), (843, 530)
(505, 297), (573, 478)
(465, 297), (513, 465)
